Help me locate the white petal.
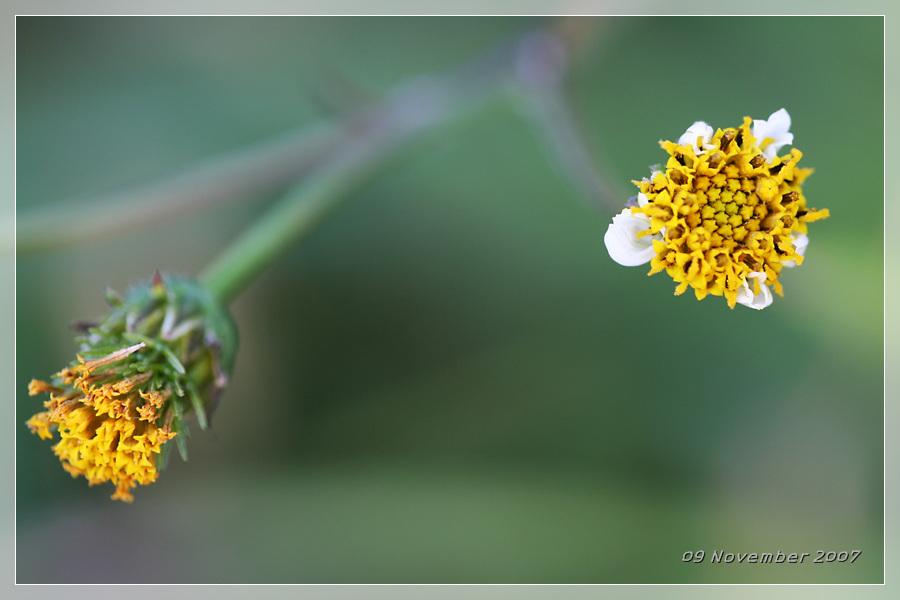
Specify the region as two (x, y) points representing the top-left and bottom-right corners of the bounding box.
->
(678, 121), (715, 155)
(735, 271), (774, 310)
(637, 192), (650, 207)
(604, 209), (659, 267)
(752, 108), (794, 161)
(781, 232), (808, 268)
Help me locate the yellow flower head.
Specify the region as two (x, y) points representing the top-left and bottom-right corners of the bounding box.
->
(26, 273), (237, 502)
(604, 109), (829, 309)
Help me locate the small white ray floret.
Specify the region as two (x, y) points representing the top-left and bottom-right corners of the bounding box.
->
(677, 121), (715, 155)
(604, 209), (660, 267)
(735, 271), (774, 310)
(752, 108), (793, 161)
(781, 232), (809, 268)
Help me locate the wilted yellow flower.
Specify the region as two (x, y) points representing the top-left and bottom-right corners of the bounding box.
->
(27, 343), (176, 502)
(26, 273), (238, 502)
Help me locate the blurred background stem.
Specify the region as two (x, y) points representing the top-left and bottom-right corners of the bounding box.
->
(198, 25), (619, 303)
(16, 22), (621, 301)
(13, 120), (348, 254)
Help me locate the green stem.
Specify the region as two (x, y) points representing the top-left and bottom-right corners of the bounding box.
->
(198, 132), (392, 304)
(198, 43), (520, 304)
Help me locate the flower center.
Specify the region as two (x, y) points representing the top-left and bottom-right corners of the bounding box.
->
(633, 117), (828, 308)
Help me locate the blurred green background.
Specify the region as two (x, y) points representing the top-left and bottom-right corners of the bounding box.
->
(15, 17), (883, 583)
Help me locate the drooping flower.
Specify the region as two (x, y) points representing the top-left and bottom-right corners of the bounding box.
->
(604, 109), (829, 309)
(26, 272), (238, 501)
